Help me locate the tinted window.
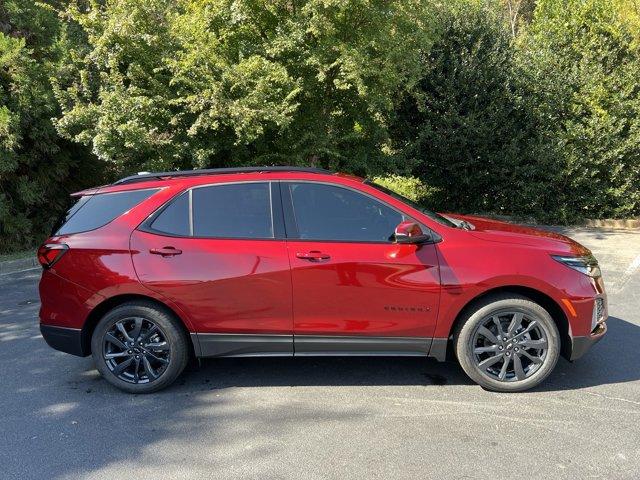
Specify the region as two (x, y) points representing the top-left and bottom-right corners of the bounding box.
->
(364, 180), (457, 228)
(51, 196), (91, 235)
(56, 189), (158, 235)
(288, 183), (404, 242)
(192, 183), (273, 238)
(150, 192), (190, 236)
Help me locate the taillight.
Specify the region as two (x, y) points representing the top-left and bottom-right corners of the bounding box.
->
(37, 244), (69, 269)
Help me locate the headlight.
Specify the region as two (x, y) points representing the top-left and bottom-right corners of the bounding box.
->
(551, 254), (601, 278)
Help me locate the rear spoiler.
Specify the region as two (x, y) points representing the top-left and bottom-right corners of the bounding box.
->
(71, 184), (110, 197)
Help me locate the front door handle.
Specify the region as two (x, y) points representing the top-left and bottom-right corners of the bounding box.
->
(296, 251), (331, 261)
(150, 246), (182, 257)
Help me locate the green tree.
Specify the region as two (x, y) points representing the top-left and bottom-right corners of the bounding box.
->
(0, 0), (99, 252)
(391, 2), (555, 217)
(2, 0), (638, 255)
(53, 0), (437, 176)
(517, 0), (640, 220)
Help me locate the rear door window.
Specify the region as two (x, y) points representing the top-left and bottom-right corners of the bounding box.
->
(192, 183), (273, 238)
(55, 189), (158, 235)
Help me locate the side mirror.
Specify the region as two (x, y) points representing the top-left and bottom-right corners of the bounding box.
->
(393, 221), (432, 244)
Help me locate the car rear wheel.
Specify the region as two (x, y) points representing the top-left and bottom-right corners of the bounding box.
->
(454, 294), (560, 392)
(91, 301), (189, 393)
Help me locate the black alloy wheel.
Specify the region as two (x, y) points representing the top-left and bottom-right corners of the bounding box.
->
(91, 301), (190, 393)
(103, 317), (171, 384)
(454, 294), (560, 392)
(471, 311), (548, 382)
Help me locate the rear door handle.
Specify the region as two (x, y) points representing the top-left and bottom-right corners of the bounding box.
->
(296, 251), (331, 261)
(149, 246), (182, 257)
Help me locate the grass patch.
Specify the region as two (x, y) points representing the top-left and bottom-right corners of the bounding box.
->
(0, 249), (35, 262)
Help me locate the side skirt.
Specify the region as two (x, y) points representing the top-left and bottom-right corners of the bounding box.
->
(191, 333), (447, 359)
(192, 333), (293, 357)
(294, 335), (432, 356)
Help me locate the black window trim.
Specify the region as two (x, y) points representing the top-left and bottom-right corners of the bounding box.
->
(55, 187), (161, 236)
(138, 181), (284, 241)
(138, 179), (439, 244)
(279, 180), (434, 245)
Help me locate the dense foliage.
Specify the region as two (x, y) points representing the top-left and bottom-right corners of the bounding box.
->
(392, 0), (640, 221)
(53, 0), (436, 174)
(0, 0), (638, 252)
(518, 0), (640, 220)
(0, 0), (102, 251)
(391, 3), (556, 217)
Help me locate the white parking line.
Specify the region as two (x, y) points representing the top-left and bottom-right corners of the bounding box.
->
(623, 254), (640, 277)
(0, 266), (40, 277)
(610, 253), (640, 293)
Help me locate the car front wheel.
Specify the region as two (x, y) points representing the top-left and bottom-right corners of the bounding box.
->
(91, 301), (189, 393)
(454, 294), (561, 392)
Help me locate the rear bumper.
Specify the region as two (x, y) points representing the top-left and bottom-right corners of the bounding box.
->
(39, 269), (97, 329)
(569, 321), (607, 361)
(40, 324), (87, 357)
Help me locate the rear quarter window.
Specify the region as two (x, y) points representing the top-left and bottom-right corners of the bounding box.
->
(55, 189), (159, 235)
(148, 191), (190, 236)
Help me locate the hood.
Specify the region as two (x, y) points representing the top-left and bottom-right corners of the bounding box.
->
(446, 214), (591, 256)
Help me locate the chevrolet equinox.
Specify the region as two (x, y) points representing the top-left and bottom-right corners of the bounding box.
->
(38, 167), (607, 393)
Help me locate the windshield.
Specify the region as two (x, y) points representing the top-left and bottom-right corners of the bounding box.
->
(364, 180), (457, 228)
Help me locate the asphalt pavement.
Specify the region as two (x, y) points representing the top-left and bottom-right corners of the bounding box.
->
(1, 227), (639, 480)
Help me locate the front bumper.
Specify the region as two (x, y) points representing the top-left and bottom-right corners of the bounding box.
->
(568, 321), (607, 361)
(40, 324), (87, 357)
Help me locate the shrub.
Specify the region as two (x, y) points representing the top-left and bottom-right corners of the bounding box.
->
(390, 2), (558, 219)
(0, 1), (99, 253)
(370, 175), (438, 204)
(53, 0), (438, 175)
(517, 0), (640, 220)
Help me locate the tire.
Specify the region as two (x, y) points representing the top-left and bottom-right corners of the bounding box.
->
(454, 294), (560, 392)
(91, 301), (190, 393)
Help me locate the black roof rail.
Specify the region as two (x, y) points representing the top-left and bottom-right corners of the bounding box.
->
(113, 166), (333, 185)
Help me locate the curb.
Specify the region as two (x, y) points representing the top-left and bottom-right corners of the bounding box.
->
(584, 219), (640, 229)
(0, 256), (39, 275)
(474, 214), (639, 230)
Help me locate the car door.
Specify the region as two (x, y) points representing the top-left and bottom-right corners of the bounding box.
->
(130, 181), (293, 357)
(281, 181), (441, 355)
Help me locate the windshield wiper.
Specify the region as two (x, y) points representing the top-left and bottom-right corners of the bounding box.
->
(459, 219), (474, 230)
(442, 216), (474, 230)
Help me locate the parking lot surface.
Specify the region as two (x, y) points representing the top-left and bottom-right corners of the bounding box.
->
(1, 227), (639, 480)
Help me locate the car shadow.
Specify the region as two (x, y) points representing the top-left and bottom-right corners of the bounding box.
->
(4, 315), (636, 480)
(180, 316), (637, 393)
(187, 355), (468, 389)
(539, 316), (639, 391)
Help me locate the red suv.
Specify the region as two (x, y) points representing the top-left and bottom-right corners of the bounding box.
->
(38, 167), (607, 393)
